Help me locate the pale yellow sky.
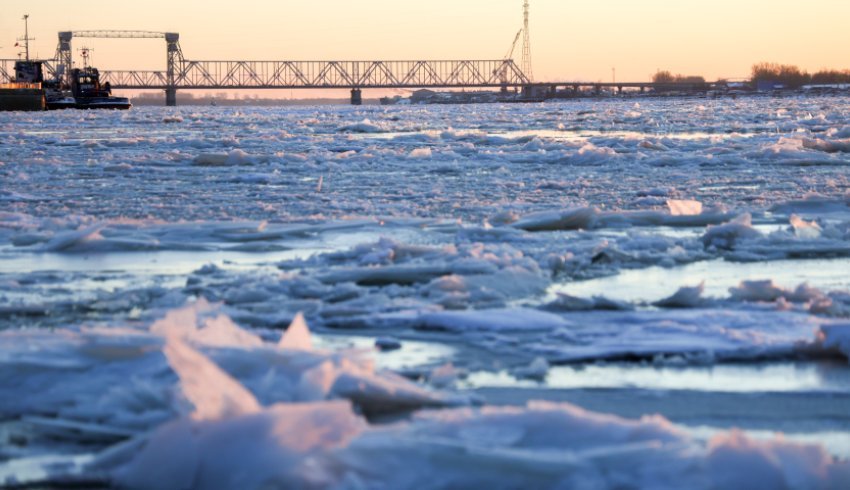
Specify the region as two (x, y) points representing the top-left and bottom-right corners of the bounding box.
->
(3, 0), (849, 82)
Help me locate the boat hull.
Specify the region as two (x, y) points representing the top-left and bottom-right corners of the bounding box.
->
(0, 87), (46, 111)
(74, 97), (132, 110)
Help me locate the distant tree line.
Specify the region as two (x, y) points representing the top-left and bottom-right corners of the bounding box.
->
(651, 71), (706, 84)
(651, 64), (850, 89)
(751, 62), (850, 88)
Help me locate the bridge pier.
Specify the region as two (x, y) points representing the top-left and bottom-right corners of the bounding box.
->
(165, 88), (177, 107)
(350, 88), (362, 106)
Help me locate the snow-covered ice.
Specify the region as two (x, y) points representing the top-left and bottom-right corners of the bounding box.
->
(2, 97), (850, 487)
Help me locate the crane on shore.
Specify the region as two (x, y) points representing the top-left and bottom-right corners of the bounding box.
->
(495, 29), (522, 85)
(495, 1), (534, 86)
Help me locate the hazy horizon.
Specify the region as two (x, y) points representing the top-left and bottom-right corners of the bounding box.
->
(3, 0), (850, 86)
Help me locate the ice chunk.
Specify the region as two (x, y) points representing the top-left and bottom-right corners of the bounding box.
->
(701, 214), (762, 250)
(192, 149), (258, 166)
(375, 337), (402, 351)
(195, 315), (265, 349)
(318, 263), (495, 286)
(667, 199), (703, 216)
(108, 397), (850, 489)
(638, 140), (669, 151)
(339, 119), (385, 133)
(534, 308), (829, 364)
(801, 137), (850, 153)
(164, 338), (261, 421)
(224, 149), (257, 165)
(543, 293), (634, 312)
(278, 313), (313, 351)
(790, 215), (822, 239)
(150, 299), (263, 348)
(512, 357), (550, 381)
(511, 207), (597, 232)
(488, 210), (520, 225)
(707, 430), (838, 490)
(818, 323), (850, 361)
(416, 308), (571, 332)
(192, 153), (229, 166)
(729, 280), (826, 304)
(429, 363), (460, 388)
(770, 196), (850, 216)
(42, 225), (103, 252)
(654, 282), (706, 308)
(114, 401), (365, 490)
(407, 148), (433, 159)
(543, 293), (596, 311)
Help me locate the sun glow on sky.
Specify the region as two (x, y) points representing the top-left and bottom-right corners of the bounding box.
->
(3, 0), (849, 83)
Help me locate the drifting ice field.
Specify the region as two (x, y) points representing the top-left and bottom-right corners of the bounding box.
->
(1, 97), (850, 488)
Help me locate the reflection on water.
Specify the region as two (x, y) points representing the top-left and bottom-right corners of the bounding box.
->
(466, 361), (850, 393)
(353, 128), (758, 143)
(548, 257), (850, 303)
(499, 129), (758, 141)
(314, 334), (455, 372)
(688, 426), (850, 459)
(0, 248), (318, 275)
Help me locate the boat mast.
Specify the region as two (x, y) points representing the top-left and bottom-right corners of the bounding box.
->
(78, 47), (93, 69)
(18, 14), (34, 61)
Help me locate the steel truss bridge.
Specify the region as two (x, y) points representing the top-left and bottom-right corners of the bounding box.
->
(101, 59), (529, 90)
(0, 30), (531, 105)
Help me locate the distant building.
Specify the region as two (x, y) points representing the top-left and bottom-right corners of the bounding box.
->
(756, 80), (785, 92)
(410, 89), (438, 104)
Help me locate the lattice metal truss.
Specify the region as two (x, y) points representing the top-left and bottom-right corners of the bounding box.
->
(51, 31), (178, 87)
(97, 59), (529, 89)
(2, 58), (528, 90)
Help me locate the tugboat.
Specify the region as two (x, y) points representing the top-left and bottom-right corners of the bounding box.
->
(70, 66), (131, 110)
(68, 47), (130, 110)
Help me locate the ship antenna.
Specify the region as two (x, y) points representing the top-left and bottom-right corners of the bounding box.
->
(18, 14), (35, 61)
(78, 47), (93, 69)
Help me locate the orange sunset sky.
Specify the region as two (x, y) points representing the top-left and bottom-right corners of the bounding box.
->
(3, 0), (849, 84)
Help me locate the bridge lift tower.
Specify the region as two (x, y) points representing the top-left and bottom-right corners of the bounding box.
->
(56, 30), (183, 106)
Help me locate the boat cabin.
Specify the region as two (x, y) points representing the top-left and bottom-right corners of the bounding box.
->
(14, 60), (44, 85)
(71, 68), (112, 98)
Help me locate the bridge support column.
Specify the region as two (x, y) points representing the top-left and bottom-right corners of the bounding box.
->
(350, 88), (362, 106)
(165, 88), (177, 107)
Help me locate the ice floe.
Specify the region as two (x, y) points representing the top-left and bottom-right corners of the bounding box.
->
(0, 301), (472, 438)
(3, 99), (850, 487)
(97, 343), (850, 489)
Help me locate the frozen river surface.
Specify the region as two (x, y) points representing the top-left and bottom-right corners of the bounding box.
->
(1, 98), (850, 488)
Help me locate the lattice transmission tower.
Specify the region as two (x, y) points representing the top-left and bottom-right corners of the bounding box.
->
(521, 0), (533, 82)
